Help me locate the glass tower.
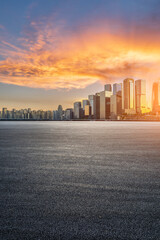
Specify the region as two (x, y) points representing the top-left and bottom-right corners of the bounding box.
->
(152, 82), (160, 113)
(135, 80), (146, 113)
(123, 78), (134, 110)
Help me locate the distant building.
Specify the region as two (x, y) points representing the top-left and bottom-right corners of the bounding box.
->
(84, 105), (91, 117)
(104, 84), (112, 92)
(135, 80), (146, 114)
(100, 91), (112, 119)
(110, 91), (122, 119)
(7, 111), (12, 119)
(57, 105), (63, 120)
(82, 100), (89, 110)
(88, 94), (100, 119)
(65, 108), (74, 120)
(123, 78), (136, 114)
(46, 111), (52, 120)
(74, 102), (83, 119)
(94, 93), (100, 119)
(2, 108), (7, 119)
(53, 110), (59, 120)
(41, 111), (45, 120)
(88, 95), (94, 116)
(152, 82), (160, 114)
(11, 109), (16, 119)
(113, 83), (122, 95)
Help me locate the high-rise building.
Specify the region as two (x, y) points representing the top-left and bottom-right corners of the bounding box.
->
(110, 90), (122, 119)
(11, 109), (16, 119)
(53, 110), (59, 120)
(100, 90), (112, 119)
(74, 102), (83, 119)
(65, 108), (74, 120)
(104, 84), (112, 92)
(57, 105), (63, 120)
(152, 82), (160, 114)
(2, 108), (7, 119)
(113, 83), (122, 95)
(82, 100), (89, 110)
(45, 111), (52, 120)
(135, 80), (146, 114)
(100, 85), (112, 119)
(88, 95), (94, 116)
(94, 93), (100, 119)
(88, 94), (100, 119)
(84, 105), (91, 117)
(123, 78), (135, 114)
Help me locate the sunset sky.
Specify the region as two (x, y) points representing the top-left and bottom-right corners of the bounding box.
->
(0, 0), (160, 110)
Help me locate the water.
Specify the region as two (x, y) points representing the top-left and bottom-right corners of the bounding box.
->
(0, 121), (160, 240)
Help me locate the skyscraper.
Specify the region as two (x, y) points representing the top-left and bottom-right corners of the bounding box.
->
(152, 82), (160, 114)
(100, 90), (112, 119)
(113, 83), (122, 95)
(94, 93), (100, 119)
(104, 84), (112, 92)
(110, 89), (122, 119)
(88, 95), (94, 116)
(123, 78), (135, 114)
(84, 105), (91, 117)
(88, 94), (100, 119)
(53, 110), (59, 120)
(100, 85), (112, 119)
(135, 80), (146, 114)
(65, 108), (74, 120)
(57, 105), (63, 120)
(74, 102), (83, 119)
(82, 100), (89, 110)
(2, 108), (7, 119)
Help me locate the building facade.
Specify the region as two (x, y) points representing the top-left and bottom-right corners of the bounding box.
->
(84, 105), (91, 117)
(123, 78), (135, 114)
(113, 83), (122, 95)
(110, 91), (122, 119)
(135, 79), (146, 114)
(152, 82), (160, 114)
(100, 90), (112, 119)
(65, 108), (74, 120)
(82, 100), (89, 111)
(74, 102), (83, 119)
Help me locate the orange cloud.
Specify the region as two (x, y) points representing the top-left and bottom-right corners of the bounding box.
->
(0, 19), (160, 90)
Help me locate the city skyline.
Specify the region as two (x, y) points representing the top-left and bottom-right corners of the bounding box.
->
(0, 78), (157, 111)
(1, 78), (160, 121)
(1, 0), (160, 110)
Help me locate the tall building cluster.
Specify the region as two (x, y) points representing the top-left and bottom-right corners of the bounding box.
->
(71, 78), (152, 120)
(0, 108), (54, 120)
(1, 78), (160, 120)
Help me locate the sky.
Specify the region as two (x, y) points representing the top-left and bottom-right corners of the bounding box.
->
(0, 0), (160, 110)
